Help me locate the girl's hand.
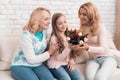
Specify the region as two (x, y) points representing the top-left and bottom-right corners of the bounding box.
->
(67, 63), (75, 71)
(69, 43), (84, 57)
(74, 51), (81, 56)
(79, 43), (89, 50)
(74, 43), (89, 51)
(69, 43), (80, 50)
(48, 43), (59, 55)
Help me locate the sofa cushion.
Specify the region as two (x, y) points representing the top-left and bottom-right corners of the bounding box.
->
(0, 35), (20, 70)
(0, 71), (14, 80)
(108, 68), (120, 80)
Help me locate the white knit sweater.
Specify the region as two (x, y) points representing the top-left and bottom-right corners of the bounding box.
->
(11, 30), (50, 67)
(87, 24), (113, 58)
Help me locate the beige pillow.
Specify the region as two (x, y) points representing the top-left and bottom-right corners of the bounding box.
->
(0, 35), (19, 70)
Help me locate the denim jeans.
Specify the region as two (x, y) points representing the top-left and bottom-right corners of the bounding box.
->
(10, 64), (54, 80)
(49, 65), (82, 80)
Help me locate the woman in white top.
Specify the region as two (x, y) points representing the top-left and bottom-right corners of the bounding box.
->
(10, 7), (59, 80)
(72, 2), (117, 80)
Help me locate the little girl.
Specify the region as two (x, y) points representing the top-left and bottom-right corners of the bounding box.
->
(47, 13), (82, 80)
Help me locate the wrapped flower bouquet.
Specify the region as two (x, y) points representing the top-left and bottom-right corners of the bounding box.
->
(66, 28), (88, 46)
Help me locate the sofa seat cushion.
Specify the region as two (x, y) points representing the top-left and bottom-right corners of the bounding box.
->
(108, 68), (120, 80)
(0, 71), (14, 80)
(0, 63), (120, 80)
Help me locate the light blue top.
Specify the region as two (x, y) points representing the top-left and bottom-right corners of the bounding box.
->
(34, 31), (43, 42)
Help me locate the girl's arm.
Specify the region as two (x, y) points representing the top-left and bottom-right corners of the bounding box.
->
(69, 58), (75, 64)
(50, 35), (71, 61)
(57, 47), (71, 61)
(67, 58), (75, 71)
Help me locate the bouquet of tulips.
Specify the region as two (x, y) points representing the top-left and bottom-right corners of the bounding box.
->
(66, 28), (88, 46)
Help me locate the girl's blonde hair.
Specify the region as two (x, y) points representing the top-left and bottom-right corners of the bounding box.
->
(78, 2), (100, 36)
(50, 13), (66, 53)
(23, 7), (50, 33)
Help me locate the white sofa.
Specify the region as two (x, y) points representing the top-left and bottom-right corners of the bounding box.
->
(0, 34), (120, 80)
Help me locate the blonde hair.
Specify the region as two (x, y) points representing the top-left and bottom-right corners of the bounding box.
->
(23, 7), (50, 33)
(78, 2), (100, 36)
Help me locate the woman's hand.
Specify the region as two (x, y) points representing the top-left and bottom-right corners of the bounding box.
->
(73, 43), (89, 51)
(48, 43), (59, 55)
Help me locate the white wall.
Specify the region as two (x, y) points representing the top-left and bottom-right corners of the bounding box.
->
(0, 0), (116, 36)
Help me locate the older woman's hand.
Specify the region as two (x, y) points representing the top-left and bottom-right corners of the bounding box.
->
(48, 43), (59, 55)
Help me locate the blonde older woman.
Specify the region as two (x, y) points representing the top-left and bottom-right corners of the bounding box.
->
(10, 7), (59, 80)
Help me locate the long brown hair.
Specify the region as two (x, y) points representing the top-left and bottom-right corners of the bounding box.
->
(78, 2), (100, 36)
(50, 13), (66, 53)
(23, 7), (50, 33)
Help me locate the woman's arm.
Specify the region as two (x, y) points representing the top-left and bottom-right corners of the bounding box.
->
(88, 24), (109, 54)
(20, 34), (54, 65)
